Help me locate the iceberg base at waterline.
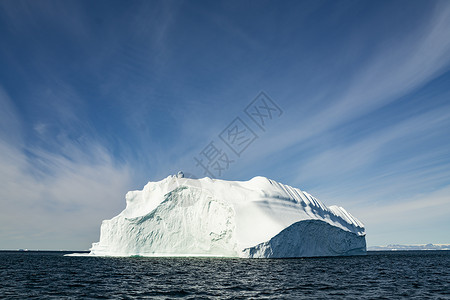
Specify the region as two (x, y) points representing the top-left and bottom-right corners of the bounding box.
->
(87, 174), (366, 258)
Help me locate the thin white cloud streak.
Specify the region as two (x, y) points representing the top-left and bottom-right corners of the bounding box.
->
(284, 105), (450, 208)
(318, 1), (450, 123)
(313, 154), (450, 208)
(357, 186), (450, 221)
(240, 1), (450, 164)
(0, 143), (129, 233)
(352, 184), (450, 246)
(294, 106), (450, 186)
(0, 88), (22, 146)
(0, 139), (132, 250)
(0, 88), (132, 250)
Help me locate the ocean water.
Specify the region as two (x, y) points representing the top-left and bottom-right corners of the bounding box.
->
(0, 250), (449, 299)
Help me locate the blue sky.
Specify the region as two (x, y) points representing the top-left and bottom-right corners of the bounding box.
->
(0, 0), (449, 250)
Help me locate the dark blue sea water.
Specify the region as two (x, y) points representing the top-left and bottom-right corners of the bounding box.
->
(1, 250), (449, 299)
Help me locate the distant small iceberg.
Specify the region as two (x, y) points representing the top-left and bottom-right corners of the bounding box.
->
(369, 243), (450, 251)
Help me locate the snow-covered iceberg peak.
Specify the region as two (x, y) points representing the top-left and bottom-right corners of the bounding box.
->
(89, 174), (366, 257)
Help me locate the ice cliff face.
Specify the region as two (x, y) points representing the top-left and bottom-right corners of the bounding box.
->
(90, 174), (366, 257)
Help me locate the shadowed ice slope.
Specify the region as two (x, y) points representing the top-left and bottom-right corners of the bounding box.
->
(89, 174), (366, 257)
(243, 220), (366, 258)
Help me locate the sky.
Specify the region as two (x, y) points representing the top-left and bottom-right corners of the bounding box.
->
(0, 0), (449, 250)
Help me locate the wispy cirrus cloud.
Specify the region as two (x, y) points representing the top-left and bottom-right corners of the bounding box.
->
(351, 185), (450, 246)
(0, 87), (132, 250)
(238, 1), (450, 164)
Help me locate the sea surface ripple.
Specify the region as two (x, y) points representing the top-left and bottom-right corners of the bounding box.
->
(0, 250), (449, 299)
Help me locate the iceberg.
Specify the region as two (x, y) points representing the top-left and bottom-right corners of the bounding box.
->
(89, 174), (366, 257)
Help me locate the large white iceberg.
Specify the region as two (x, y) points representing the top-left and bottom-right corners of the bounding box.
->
(89, 174), (366, 257)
